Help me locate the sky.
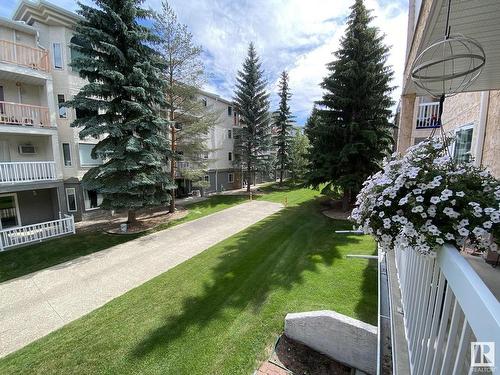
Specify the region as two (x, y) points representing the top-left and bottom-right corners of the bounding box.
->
(0, 0), (408, 125)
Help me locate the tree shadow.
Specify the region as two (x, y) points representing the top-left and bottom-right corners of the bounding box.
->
(130, 198), (370, 358)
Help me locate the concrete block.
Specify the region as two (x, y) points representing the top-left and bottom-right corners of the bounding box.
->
(284, 310), (377, 375)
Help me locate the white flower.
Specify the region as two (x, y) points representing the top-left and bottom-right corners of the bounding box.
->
(442, 189), (453, 197)
(398, 197), (408, 206)
(459, 219), (469, 227)
(430, 196), (441, 204)
(443, 207), (459, 218)
(411, 205), (424, 213)
(483, 221), (493, 229)
(473, 227), (486, 237)
(416, 196), (424, 202)
(421, 213), (428, 218)
(436, 238), (444, 245)
(413, 188), (422, 195)
(458, 227), (470, 236)
(456, 191), (465, 197)
(379, 211), (385, 218)
(445, 233), (455, 240)
(384, 200), (392, 207)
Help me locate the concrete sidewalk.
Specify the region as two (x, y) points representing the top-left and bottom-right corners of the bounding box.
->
(0, 200), (282, 357)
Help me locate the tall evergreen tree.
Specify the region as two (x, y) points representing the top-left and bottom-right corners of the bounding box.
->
(307, 0), (394, 209)
(154, 1), (217, 212)
(273, 71), (294, 185)
(233, 43), (272, 193)
(68, 0), (174, 224)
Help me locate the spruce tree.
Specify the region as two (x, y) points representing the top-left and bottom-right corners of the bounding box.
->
(154, 1), (217, 211)
(68, 0), (174, 224)
(307, 0), (394, 209)
(273, 71), (294, 185)
(233, 43), (272, 192)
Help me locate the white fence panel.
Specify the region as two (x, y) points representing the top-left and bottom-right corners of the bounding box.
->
(395, 244), (500, 374)
(0, 215), (75, 251)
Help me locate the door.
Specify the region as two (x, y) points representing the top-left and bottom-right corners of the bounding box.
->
(0, 194), (20, 229)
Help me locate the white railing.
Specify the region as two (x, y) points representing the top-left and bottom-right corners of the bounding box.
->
(0, 161), (56, 184)
(395, 244), (500, 374)
(0, 101), (51, 128)
(416, 102), (440, 129)
(0, 215), (75, 251)
(0, 39), (50, 72)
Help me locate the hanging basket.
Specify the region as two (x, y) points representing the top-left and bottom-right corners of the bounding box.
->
(411, 34), (486, 97)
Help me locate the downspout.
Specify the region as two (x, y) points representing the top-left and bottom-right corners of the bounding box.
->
(474, 91), (489, 167)
(215, 169), (218, 192)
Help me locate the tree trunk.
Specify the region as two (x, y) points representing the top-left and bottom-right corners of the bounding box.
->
(341, 189), (351, 212)
(127, 209), (137, 225)
(279, 159), (284, 185)
(169, 110), (176, 213)
(246, 165), (251, 193)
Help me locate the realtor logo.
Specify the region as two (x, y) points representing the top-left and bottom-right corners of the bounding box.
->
(471, 342), (495, 368)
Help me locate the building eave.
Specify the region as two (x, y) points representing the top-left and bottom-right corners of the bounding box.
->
(12, 0), (81, 28)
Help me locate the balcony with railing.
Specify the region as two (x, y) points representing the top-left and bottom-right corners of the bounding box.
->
(416, 102), (440, 129)
(0, 101), (51, 128)
(0, 161), (57, 184)
(0, 214), (75, 251)
(389, 244), (500, 374)
(0, 40), (50, 73)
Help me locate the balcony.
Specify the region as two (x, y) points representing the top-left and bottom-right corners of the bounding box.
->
(416, 102), (440, 129)
(0, 40), (50, 72)
(0, 101), (51, 128)
(0, 161), (57, 184)
(0, 215), (75, 251)
(389, 244), (500, 373)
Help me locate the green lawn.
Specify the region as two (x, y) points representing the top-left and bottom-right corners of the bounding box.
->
(0, 185), (377, 374)
(0, 195), (248, 283)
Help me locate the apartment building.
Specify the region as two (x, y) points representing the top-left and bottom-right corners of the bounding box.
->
(177, 90), (241, 196)
(397, 0), (500, 178)
(0, 0), (243, 249)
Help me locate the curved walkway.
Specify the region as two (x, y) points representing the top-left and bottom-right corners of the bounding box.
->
(0, 200), (282, 357)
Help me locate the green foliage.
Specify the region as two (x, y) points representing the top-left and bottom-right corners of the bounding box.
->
(273, 71), (294, 182)
(233, 43), (272, 189)
(154, 1), (219, 193)
(67, 0), (174, 213)
(289, 127), (310, 181)
(306, 0), (395, 200)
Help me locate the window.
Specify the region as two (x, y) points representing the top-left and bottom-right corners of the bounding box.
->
(453, 126), (473, 163)
(0, 194), (20, 229)
(228, 173), (234, 183)
(204, 175), (209, 183)
(228, 106), (232, 116)
(53, 43), (63, 69)
(62, 143), (72, 167)
(83, 189), (103, 210)
(202, 98), (207, 107)
(202, 152), (209, 159)
(65, 188), (77, 212)
(228, 152), (232, 161)
(79, 143), (103, 166)
(228, 129), (232, 139)
(58, 94), (67, 119)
